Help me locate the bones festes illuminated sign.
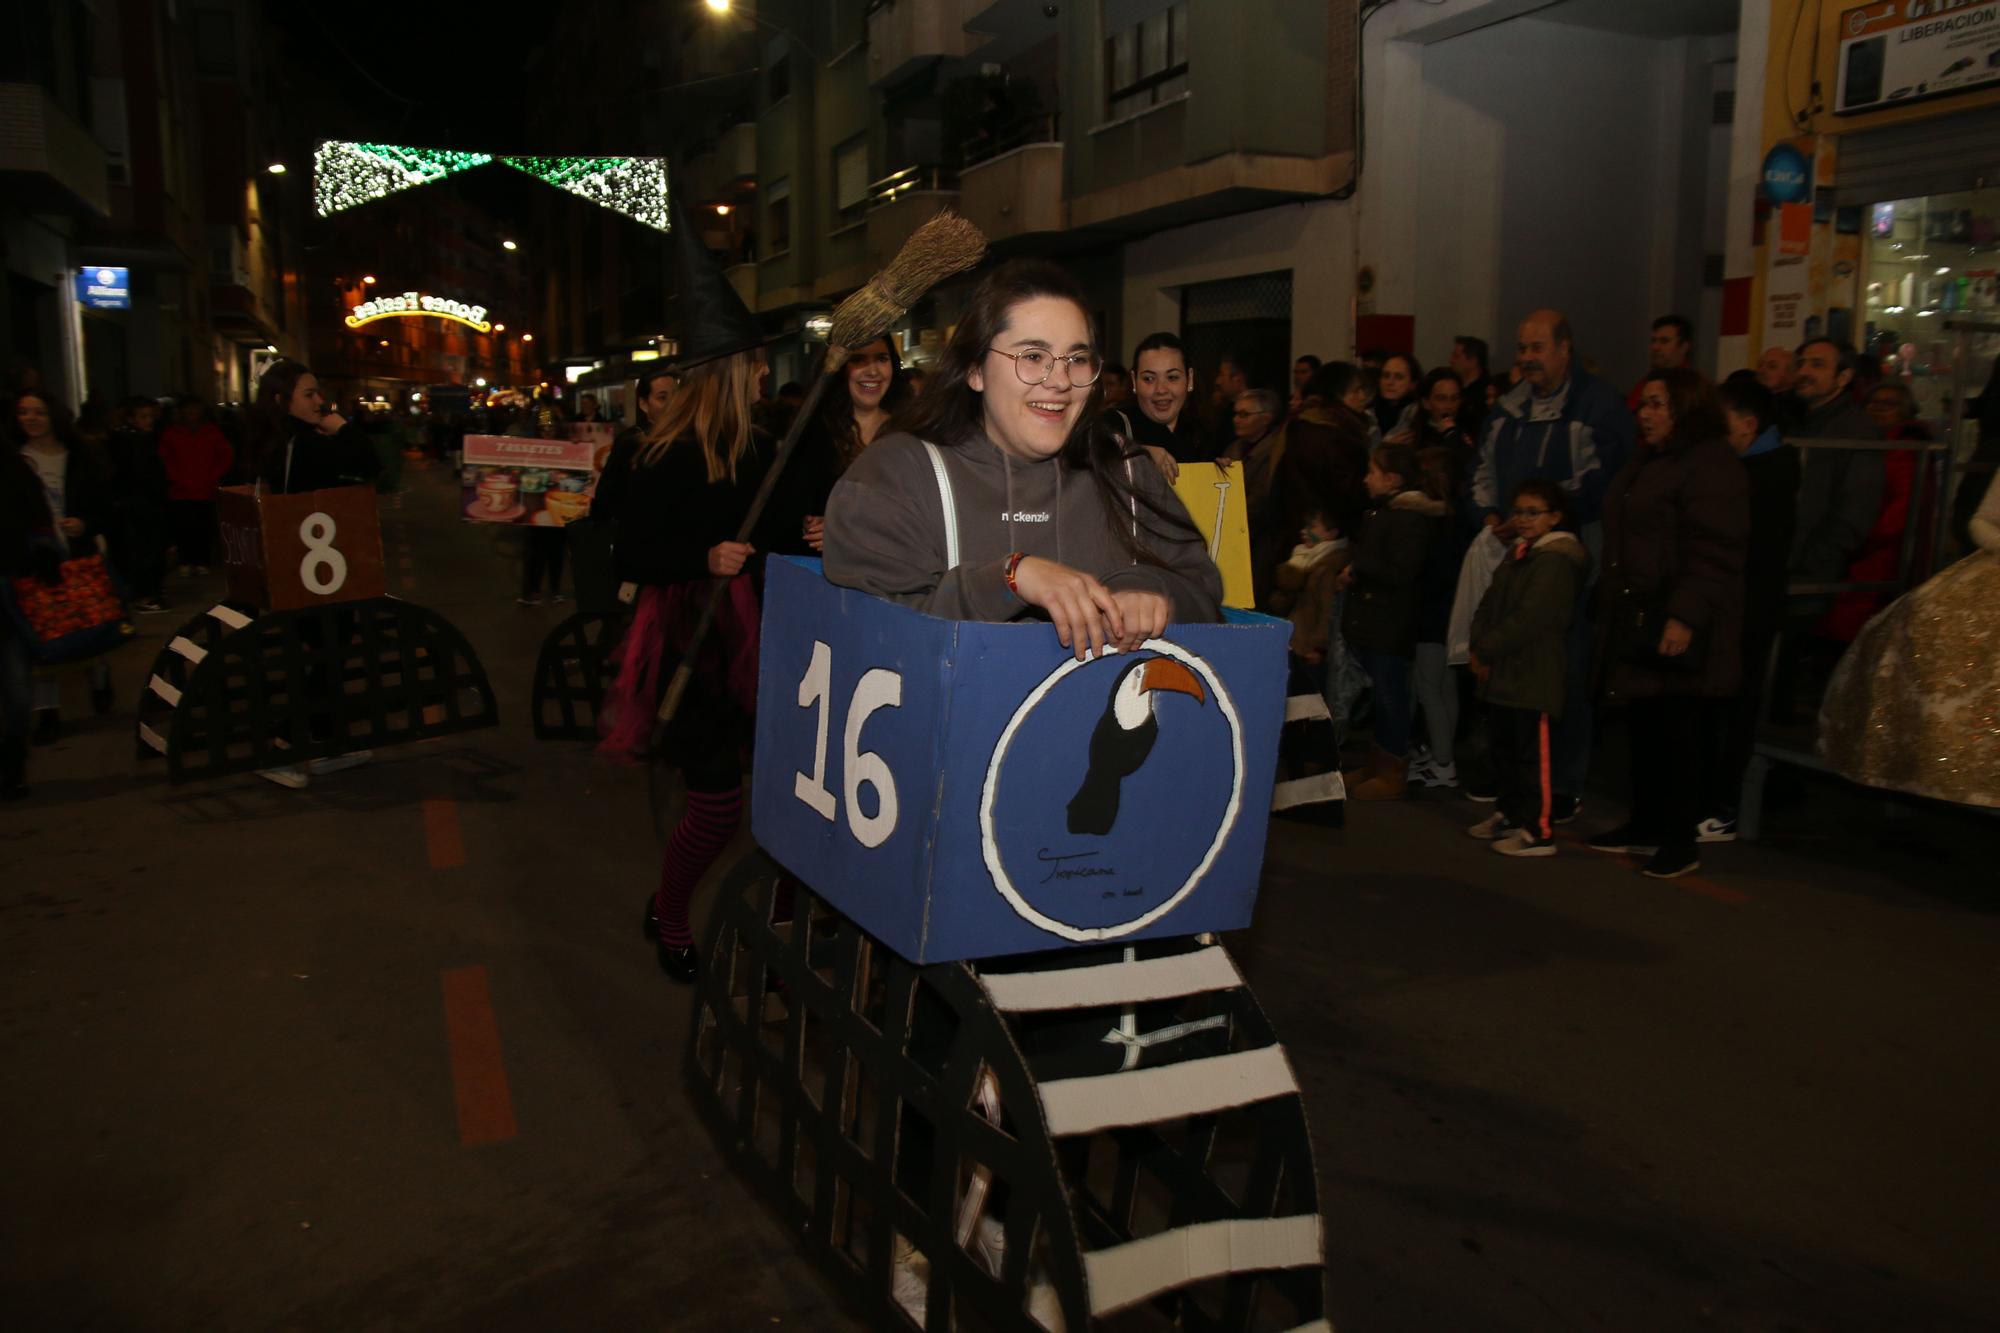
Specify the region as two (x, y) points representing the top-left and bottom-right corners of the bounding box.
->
(345, 291), (492, 332)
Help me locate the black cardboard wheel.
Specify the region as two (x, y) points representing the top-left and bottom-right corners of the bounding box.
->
(686, 852), (1329, 1331)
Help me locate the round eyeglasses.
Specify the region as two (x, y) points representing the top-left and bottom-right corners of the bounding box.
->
(987, 346), (1103, 388)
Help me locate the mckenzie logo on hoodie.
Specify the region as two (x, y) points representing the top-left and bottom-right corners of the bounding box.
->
(1000, 510), (1052, 522)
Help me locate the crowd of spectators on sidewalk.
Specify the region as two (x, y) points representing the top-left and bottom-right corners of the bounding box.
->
(7, 280), (1995, 842)
(1101, 305), (1994, 877)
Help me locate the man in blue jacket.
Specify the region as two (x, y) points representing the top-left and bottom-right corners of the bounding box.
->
(1469, 309), (1635, 817)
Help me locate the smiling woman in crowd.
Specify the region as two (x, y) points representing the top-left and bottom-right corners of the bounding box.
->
(787, 336), (911, 553)
(823, 258), (1220, 656)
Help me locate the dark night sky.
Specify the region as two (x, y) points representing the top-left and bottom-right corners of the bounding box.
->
(272, 4), (538, 152)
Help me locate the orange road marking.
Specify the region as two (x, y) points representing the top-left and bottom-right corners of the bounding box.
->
(440, 965), (518, 1146)
(424, 797), (465, 869)
(1667, 873), (1749, 905)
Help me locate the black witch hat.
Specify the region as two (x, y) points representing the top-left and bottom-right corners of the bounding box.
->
(667, 185), (764, 370)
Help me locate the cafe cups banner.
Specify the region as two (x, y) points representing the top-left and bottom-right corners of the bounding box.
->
(461, 434), (597, 527)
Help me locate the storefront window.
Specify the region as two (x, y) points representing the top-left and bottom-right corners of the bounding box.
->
(1863, 188), (2000, 426)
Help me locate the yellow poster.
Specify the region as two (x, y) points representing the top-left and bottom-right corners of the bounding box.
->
(1171, 461), (1254, 609)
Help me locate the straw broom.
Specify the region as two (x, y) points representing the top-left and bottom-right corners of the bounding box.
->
(653, 211), (988, 731)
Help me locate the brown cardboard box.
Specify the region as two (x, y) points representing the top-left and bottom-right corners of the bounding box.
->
(217, 484), (387, 611)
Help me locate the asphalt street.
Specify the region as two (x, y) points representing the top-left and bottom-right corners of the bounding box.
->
(3, 463), (1995, 1332)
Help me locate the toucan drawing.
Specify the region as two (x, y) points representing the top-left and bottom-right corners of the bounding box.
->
(1065, 656), (1207, 836)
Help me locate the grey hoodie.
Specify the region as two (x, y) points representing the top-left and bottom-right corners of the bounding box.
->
(822, 430), (1223, 623)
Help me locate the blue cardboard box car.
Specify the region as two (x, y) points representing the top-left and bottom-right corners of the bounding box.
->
(751, 558), (1289, 964)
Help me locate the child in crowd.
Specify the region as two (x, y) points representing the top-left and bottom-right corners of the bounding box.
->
(1340, 444), (1448, 799)
(1272, 508), (1368, 732)
(1410, 444), (1472, 788)
(1465, 478), (1592, 855)
(1273, 510), (1362, 757)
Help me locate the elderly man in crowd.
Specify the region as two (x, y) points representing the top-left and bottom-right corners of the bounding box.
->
(1471, 308), (1634, 820)
(1220, 387), (1288, 605)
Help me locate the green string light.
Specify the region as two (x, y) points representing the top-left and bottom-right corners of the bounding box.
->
(312, 142), (494, 218)
(499, 157), (669, 231)
(311, 142), (671, 232)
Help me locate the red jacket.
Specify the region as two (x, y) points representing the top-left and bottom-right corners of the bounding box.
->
(1818, 435), (1929, 643)
(157, 422), (234, 501)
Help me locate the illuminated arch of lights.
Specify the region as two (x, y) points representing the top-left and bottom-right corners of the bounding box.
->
(345, 291), (493, 333)
(312, 141), (670, 232)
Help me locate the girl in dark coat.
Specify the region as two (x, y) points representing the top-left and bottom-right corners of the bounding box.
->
(243, 361), (383, 790)
(1699, 379), (1800, 838)
(785, 337), (910, 554)
(1, 443), (56, 796)
(251, 361), (382, 496)
(8, 389), (117, 737)
(597, 349), (799, 982)
(1588, 369), (1749, 878)
(1340, 443), (1448, 799)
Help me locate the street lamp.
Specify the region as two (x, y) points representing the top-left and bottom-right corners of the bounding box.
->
(702, 0), (821, 59)
(501, 239), (518, 252)
(362, 274), (377, 285)
(521, 333), (534, 343)
(493, 323), (506, 332)
(267, 162), (287, 175)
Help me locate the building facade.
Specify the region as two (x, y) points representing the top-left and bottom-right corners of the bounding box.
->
(522, 0), (1362, 399)
(1, 0), (309, 412)
(1725, 0), (2000, 424)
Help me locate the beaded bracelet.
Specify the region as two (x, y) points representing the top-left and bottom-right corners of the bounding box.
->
(1004, 551), (1026, 599)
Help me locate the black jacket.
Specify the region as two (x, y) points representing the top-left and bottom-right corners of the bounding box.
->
(1341, 489), (1447, 656)
(1740, 438), (1802, 651)
(1109, 407), (1214, 466)
(259, 418), (382, 495)
(1596, 435), (1750, 700)
(1786, 394), (1884, 592)
(106, 426), (169, 505)
(1, 448), (56, 579)
(598, 433), (795, 589)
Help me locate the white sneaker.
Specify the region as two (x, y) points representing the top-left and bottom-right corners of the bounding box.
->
(1695, 816), (1738, 843)
(1494, 828), (1557, 857)
(1466, 812), (1517, 840)
(307, 750), (373, 777)
(257, 764), (310, 790)
(1416, 759), (1459, 789)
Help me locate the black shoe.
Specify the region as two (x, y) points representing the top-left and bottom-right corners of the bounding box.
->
(656, 941), (697, 983)
(1, 737), (26, 800)
(1550, 793), (1580, 825)
(641, 896), (659, 942)
(91, 681), (114, 716)
(1640, 844), (1701, 879)
(31, 712), (60, 746)
(1587, 822), (1660, 855)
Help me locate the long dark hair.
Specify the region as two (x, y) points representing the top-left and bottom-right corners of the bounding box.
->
(5, 389), (83, 451)
(819, 336), (911, 469)
(891, 258), (1196, 566)
(251, 358), (315, 473)
(1644, 367), (1727, 449)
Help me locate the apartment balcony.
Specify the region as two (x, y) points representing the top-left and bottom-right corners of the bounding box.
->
(958, 117), (1063, 243)
(684, 121), (757, 206)
(0, 82), (110, 218)
(867, 0), (981, 87)
(865, 167), (962, 272)
(716, 121), (756, 182)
